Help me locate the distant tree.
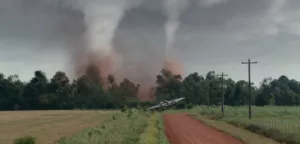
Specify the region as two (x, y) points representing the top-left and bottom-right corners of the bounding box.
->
(47, 71), (71, 109)
(0, 74), (24, 110)
(22, 70), (48, 109)
(181, 72), (205, 105)
(119, 78), (139, 98)
(155, 69), (182, 101)
(204, 71), (221, 105)
(107, 74), (117, 89)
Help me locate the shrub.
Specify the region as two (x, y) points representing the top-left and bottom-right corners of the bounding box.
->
(185, 103), (193, 109)
(112, 114), (117, 120)
(13, 136), (35, 144)
(121, 105), (128, 113)
(127, 109), (133, 117)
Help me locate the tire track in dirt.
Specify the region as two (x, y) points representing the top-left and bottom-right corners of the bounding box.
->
(163, 113), (244, 144)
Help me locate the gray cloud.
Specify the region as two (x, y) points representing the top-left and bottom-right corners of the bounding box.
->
(171, 0), (300, 64)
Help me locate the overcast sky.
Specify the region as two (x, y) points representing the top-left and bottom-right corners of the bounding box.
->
(0, 0), (300, 86)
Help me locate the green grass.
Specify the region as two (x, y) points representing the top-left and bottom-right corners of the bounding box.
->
(191, 106), (300, 144)
(57, 109), (150, 144)
(157, 113), (169, 144)
(139, 113), (159, 144)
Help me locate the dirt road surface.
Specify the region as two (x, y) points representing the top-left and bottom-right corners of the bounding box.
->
(163, 113), (244, 144)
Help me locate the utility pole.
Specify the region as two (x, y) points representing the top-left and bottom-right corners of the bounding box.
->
(242, 58), (257, 119)
(217, 72), (228, 116)
(207, 80), (210, 109)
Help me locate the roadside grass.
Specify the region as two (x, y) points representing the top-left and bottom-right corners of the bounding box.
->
(138, 111), (169, 144)
(139, 113), (159, 144)
(191, 106), (300, 144)
(57, 109), (150, 144)
(157, 113), (169, 144)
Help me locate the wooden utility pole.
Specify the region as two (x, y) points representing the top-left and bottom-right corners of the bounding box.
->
(242, 58), (257, 119)
(207, 80), (210, 109)
(217, 72), (228, 116)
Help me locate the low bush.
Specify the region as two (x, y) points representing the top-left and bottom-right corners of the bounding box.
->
(13, 136), (35, 144)
(185, 103), (194, 109)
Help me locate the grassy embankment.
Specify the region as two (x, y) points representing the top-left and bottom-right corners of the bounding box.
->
(191, 106), (300, 144)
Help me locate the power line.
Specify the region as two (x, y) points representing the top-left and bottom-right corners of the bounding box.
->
(242, 58), (257, 119)
(216, 72), (228, 116)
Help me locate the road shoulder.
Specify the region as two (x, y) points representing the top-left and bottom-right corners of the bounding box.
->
(192, 115), (280, 144)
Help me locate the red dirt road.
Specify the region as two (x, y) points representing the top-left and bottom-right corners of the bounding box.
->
(163, 113), (244, 144)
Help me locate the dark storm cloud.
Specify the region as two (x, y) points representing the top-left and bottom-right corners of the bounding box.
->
(0, 0), (84, 43)
(0, 0), (59, 39)
(180, 0), (271, 28)
(282, 0), (300, 11)
(0, 0), (86, 79)
(171, 0), (300, 66)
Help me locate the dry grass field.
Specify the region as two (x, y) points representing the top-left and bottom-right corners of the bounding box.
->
(0, 110), (115, 144)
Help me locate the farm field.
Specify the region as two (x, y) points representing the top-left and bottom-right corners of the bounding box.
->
(190, 106), (300, 143)
(0, 110), (115, 144)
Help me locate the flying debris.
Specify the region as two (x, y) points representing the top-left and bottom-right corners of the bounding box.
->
(147, 97), (185, 110)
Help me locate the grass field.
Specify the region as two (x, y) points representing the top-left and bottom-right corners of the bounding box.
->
(191, 106), (300, 144)
(0, 110), (115, 144)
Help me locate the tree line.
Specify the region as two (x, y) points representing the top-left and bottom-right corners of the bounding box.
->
(1, 66), (300, 110)
(155, 69), (300, 107)
(0, 65), (146, 110)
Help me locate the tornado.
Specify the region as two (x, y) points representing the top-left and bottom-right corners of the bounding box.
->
(112, 0), (167, 100)
(163, 0), (188, 75)
(57, 0), (143, 85)
(80, 1), (127, 83)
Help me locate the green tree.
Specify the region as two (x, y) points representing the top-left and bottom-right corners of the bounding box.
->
(181, 72), (205, 105)
(155, 69), (182, 102)
(22, 71), (48, 109)
(119, 78), (139, 99)
(47, 71), (71, 109)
